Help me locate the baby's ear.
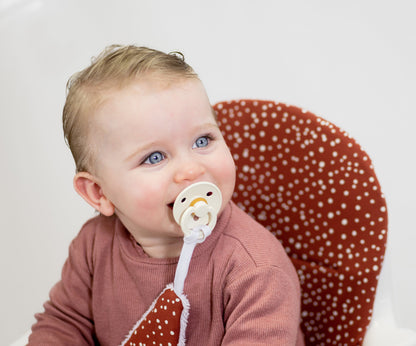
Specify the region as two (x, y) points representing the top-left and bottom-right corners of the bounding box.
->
(73, 172), (115, 216)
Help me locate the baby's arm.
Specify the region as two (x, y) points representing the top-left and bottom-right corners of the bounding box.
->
(28, 235), (96, 345)
(222, 265), (302, 345)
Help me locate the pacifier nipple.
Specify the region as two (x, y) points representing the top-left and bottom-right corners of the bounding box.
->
(172, 182), (222, 237)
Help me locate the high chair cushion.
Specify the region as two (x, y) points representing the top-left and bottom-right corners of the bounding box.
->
(214, 99), (388, 346)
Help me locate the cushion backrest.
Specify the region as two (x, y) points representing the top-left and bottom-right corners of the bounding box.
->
(214, 99), (388, 346)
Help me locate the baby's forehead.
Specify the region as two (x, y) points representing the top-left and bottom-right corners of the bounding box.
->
(88, 76), (213, 127)
(93, 74), (202, 108)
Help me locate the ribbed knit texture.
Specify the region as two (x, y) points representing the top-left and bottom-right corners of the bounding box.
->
(29, 202), (304, 345)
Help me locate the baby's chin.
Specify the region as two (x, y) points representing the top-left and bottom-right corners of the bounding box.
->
(166, 213), (183, 235)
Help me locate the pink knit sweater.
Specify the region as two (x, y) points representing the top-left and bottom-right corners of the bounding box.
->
(29, 202), (304, 345)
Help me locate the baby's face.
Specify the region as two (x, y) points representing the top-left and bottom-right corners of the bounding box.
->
(90, 78), (236, 244)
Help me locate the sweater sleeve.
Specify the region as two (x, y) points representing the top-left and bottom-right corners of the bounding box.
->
(28, 229), (97, 345)
(222, 265), (302, 346)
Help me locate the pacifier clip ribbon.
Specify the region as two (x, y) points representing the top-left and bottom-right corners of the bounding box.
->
(121, 182), (221, 346)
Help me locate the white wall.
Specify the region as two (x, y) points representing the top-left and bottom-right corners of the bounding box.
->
(1, 0), (415, 344)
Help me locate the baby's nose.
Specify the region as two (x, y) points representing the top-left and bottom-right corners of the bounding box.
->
(173, 160), (205, 183)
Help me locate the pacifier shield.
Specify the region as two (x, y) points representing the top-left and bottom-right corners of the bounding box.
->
(173, 182), (222, 236)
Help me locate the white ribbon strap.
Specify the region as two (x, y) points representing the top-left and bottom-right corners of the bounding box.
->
(173, 225), (212, 295)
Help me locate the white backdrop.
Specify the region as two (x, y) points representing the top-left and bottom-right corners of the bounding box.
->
(1, 0), (415, 344)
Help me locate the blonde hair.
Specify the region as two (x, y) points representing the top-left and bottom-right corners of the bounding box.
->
(63, 45), (199, 172)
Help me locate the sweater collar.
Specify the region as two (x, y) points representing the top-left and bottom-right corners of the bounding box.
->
(116, 201), (233, 264)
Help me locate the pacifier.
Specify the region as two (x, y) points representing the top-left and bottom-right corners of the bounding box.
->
(173, 182), (222, 237)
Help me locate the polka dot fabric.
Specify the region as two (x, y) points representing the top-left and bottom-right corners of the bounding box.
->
(121, 287), (184, 346)
(214, 99), (388, 346)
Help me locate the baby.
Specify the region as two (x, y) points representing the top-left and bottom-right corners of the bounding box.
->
(29, 45), (304, 345)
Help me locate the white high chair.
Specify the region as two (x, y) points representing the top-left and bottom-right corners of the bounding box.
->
(11, 100), (416, 346)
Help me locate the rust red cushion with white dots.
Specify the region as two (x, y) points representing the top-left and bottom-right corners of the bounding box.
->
(214, 99), (388, 346)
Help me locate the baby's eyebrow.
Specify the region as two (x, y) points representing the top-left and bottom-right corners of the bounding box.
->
(199, 122), (220, 131)
(124, 142), (157, 163)
(123, 122), (220, 163)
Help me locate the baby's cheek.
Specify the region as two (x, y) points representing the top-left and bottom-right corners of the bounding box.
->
(134, 186), (164, 209)
(219, 156), (236, 209)
(224, 150), (237, 182)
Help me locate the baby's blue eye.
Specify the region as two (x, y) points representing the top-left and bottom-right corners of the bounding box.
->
(193, 136), (210, 148)
(144, 151), (165, 164)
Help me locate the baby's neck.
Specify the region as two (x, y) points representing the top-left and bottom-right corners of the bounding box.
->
(138, 238), (184, 259)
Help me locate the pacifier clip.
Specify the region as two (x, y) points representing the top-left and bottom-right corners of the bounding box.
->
(121, 182), (222, 346)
